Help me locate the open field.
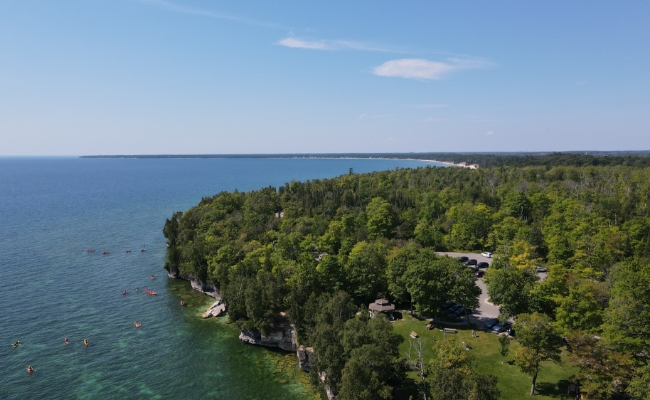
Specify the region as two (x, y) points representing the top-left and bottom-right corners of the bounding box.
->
(392, 314), (578, 400)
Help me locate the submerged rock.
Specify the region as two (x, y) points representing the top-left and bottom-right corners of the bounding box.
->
(201, 300), (226, 318)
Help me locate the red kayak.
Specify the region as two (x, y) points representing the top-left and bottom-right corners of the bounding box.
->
(145, 289), (157, 295)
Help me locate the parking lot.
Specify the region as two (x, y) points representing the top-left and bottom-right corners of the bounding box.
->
(436, 252), (547, 326)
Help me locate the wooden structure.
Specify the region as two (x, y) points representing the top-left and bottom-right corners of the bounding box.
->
(368, 299), (395, 318)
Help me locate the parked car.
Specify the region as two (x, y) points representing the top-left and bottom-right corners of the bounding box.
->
(441, 301), (455, 310)
(455, 308), (472, 317)
(481, 252), (493, 258)
(464, 259), (477, 266)
(535, 266), (547, 273)
(507, 327), (516, 337)
(457, 256), (469, 263)
(448, 304), (463, 313)
(484, 318), (500, 330)
(492, 322), (512, 333)
(477, 262), (489, 269)
(476, 270), (485, 278)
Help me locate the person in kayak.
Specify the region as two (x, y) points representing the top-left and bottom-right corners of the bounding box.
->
(12, 341), (21, 348)
(64, 337), (69, 345)
(135, 287), (139, 292)
(180, 301), (186, 306)
(83, 338), (89, 346)
(27, 366), (34, 374)
(122, 290), (127, 295)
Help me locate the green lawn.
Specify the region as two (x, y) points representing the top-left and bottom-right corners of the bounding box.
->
(392, 314), (578, 400)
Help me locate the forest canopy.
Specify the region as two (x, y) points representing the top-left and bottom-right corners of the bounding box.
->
(164, 161), (650, 399)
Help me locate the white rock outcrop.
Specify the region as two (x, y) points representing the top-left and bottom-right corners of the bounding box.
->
(239, 322), (297, 352)
(201, 300), (226, 318)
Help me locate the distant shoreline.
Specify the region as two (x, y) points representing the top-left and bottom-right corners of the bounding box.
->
(80, 150), (650, 159)
(79, 154), (469, 168)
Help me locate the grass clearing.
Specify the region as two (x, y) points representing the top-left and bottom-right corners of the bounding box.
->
(392, 314), (578, 399)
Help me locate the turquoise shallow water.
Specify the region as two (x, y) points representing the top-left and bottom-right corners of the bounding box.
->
(0, 157), (436, 399)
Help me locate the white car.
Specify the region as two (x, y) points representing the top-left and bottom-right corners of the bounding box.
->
(481, 252), (493, 258)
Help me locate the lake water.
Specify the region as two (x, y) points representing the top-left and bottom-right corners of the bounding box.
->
(0, 157), (438, 399)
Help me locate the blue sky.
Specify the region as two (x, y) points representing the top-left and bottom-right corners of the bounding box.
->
(1, 1), (649, 155)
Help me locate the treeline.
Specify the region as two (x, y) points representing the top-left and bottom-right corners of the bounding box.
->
(164, 163), (650, 399)
(81, 151), (650, 169)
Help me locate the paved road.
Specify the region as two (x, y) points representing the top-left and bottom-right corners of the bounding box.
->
(437, 252), (500, 320)
(436, 251), (546, 324)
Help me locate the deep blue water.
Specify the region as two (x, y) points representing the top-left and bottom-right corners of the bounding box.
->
(0, 157), (437, 399)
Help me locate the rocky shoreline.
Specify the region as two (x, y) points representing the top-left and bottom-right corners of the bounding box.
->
(167, 272), (312, 372)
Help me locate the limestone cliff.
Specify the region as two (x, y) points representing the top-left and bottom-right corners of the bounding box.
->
(167, 271), (221, 299)
(238, 319), (297, 352)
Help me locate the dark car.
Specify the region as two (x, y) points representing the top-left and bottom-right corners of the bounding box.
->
(441, 301), (455, 310)
(484, 318), (500, 330)
(477, 262), (489, 269)
(448, 304), (463, 313)
(492, 322), (512, 333)
(457, 256), (469, 263)
(507, 327), (516, 337)
(476, 270), (485, 278)
(455, 307), (472, 317)
(464, 259), (477, 266)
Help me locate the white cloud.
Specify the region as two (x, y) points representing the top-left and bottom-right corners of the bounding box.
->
(373, 58), (489, 80)
(486, 131), (494, 135)
(278, 37), (400, 52)
(358, 114), (367, 119)
(423, 104), (447, 109)
(373, 59), (454, 79)
(279, 37), (328, 50)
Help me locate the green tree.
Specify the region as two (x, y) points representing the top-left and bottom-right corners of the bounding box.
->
(513, 312), (562, 396)
(338, 315), (405, 400)
(310, 292), (358, 395)
(446, 203), (492, 250)
(498, 335), (510, 364)
(338, 345), (401, 400)
(447, 261), (481, 326)
(628, 363), (650, 400)
(345, 241), (388, 303)
(386, 245), (419, 304)
(602, 261), (650, 354)
(566, 332), (634, 399)
(555, 279), (608, 335)
(366, 197), (393, 239)
(427, 339), (500, 400)
(404, 252), (452, 317)
(486, 266), (537, 319)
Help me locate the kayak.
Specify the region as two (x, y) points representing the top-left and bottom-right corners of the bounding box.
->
(145, 289), (157, 295)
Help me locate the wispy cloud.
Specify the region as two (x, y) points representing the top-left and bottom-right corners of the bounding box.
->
(278, 36), (402, 53)
(486, 131), (495, 135)
(279, 38), (328, 50)
(373, 58), (489, 80)
(423, 104), (447, 109)
(140, 0), (284, 29)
